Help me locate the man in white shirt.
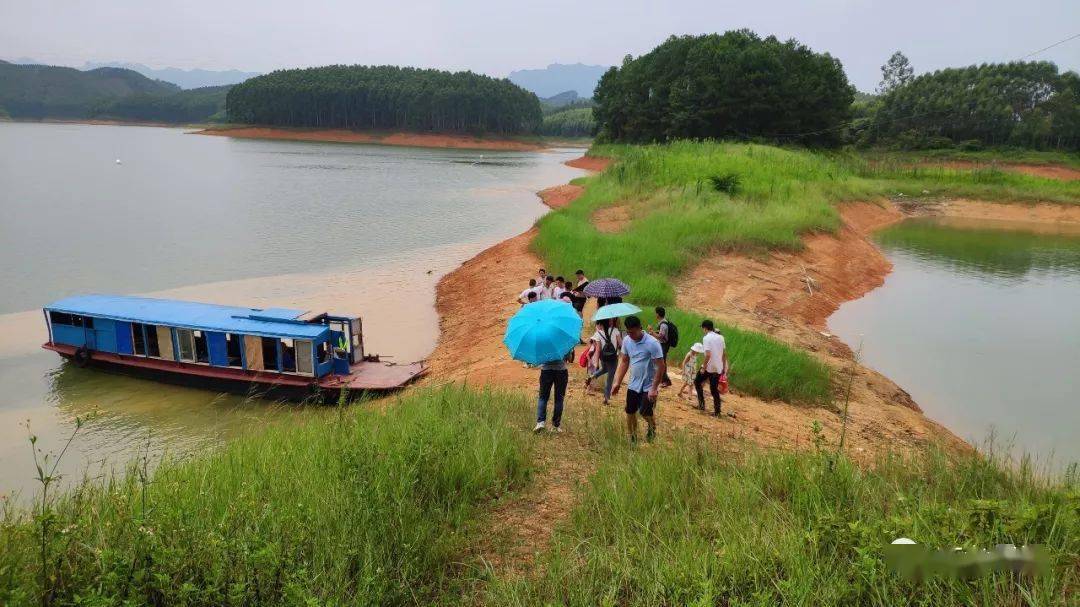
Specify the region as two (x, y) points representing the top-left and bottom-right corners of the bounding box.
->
(575, 269), (588, 288)
(540, 275), (556, 300)
(518, 279), (542, 305)
(695, 319), (728, 416)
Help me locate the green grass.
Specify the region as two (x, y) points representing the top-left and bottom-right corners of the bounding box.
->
(489, 427), (1080, 606)
(0, 386), (533, 606)
(532, 141), (1080, 406)
(3, 386), (1076, 606)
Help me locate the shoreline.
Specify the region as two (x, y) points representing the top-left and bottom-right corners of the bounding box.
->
(426, 156), (1080, 458)
(194, 126), (548, 151)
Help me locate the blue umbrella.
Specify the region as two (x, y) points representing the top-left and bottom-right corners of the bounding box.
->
(503, 300), (583, 365)
(592, 302), (642, 322)
(583, 277), (630, 298)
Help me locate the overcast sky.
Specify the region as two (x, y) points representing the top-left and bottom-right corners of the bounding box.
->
(2, 0), (1078, 92)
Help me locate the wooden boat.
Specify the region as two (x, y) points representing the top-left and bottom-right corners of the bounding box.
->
(42, 295), (426, 400)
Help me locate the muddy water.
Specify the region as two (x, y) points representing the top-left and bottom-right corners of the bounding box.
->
(829, 217), (1080, 467)
(0, 122), (585, 500)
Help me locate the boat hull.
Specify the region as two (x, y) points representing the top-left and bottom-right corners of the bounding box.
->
(44, 343), (426, 401)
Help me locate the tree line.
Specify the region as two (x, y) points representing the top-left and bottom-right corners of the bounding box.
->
(859, 59), (1080, 151)
(226, 65), (542, 135)
(592, 31), (855, 146)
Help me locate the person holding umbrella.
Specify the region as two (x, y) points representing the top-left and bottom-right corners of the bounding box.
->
(610, 315), (666, 443)
(583, 277), (630, 309)
(503, 299), (583, 433)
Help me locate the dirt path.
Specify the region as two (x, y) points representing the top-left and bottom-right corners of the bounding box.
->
(195, 126), (545, 151)
(915, 160), (1080, 181)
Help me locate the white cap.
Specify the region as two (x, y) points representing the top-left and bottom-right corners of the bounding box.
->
(690, 342), (705, 353)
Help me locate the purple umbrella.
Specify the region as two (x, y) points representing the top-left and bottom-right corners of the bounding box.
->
(583, 277), (630, 298)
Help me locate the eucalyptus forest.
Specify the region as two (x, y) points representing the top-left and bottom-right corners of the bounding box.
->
(225, 65), (542, 135)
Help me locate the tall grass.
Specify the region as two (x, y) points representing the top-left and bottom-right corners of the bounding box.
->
(490, 428), (1079, 606)
(0, 386), (533, 606)
(533, 141), (1080, 405)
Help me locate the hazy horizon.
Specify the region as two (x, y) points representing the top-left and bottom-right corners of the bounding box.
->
(2, 0), (1078, 92)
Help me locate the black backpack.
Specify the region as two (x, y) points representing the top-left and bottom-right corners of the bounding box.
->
(600, 327), (618, 360)
(660, 319), (679, 348)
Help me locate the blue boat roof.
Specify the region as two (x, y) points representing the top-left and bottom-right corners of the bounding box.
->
(45, 295), (330, 340)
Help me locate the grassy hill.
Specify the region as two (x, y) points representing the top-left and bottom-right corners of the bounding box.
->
(0, 61), (177, 118)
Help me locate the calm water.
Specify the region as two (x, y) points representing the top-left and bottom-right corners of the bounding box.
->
(830, 217), (1080, 466)
(0, 122), (584, 500)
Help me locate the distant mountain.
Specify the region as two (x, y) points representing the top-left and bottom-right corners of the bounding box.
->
(82, 62), (260, 89)
(540, 90), (581, 109)
(508, 63), (610, 98)
(0, 62), (178, 118)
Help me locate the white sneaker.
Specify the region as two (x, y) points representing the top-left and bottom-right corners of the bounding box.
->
(533, 421), (546, 433)
(550, 425), (563, 433)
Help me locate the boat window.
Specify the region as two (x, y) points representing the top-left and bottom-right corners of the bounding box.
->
(260, 337), (279, 371)
(49, 311), (73, 326)
(295, 340), (313, 375)
(132, 323), (146, 356)
(146, 325), (162, 357)
(49, 312), (93, 328)
(280, 338), (297, 373)
(225, 333), (242, 367)
(193, 331), (209, 363)
(177, 329), (196, 362)
(317, 342), (330, 364)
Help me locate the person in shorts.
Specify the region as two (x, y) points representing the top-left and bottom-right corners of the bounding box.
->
(610, 315), (666, 442)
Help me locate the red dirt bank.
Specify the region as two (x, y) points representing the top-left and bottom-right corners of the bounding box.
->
(196, 126), (545, 151)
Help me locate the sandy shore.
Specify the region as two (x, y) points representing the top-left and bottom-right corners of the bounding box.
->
(195, 126), (546, 151)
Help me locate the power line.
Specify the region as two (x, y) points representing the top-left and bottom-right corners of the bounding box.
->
(1019, 32), (1080, 60)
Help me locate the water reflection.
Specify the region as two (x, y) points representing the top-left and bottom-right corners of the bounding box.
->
(830, 217), (1080, 468)
(877, 218), (1080, 280)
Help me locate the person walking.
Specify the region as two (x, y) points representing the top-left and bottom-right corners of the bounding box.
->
(610, 315), (666, 442)
(678, 343), (705, 401)
(585, 318), (620, 405)
(534, 352), (570, 433)
(694, 319), (728, 416)
(649, 306), (677, 387)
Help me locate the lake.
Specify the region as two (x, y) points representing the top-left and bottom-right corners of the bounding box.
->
(0, 122), (584, 500)
(830, 216), (1080, 467)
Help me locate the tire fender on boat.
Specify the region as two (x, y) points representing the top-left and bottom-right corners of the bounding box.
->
(73, 347), (92, 368)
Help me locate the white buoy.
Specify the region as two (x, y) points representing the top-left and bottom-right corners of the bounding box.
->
(115, 159), (122, 165)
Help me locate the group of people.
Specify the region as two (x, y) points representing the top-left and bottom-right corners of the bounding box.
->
(517, 267), (589, 315)
(524, 267), (730, 443)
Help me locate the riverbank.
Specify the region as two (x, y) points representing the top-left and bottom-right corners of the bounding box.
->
(427, 157), (968, 458)
(195, 126), (547, 151)
(428, 147), (1080, 455)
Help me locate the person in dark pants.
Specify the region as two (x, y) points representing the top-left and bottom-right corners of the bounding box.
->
(535, 355), (569, 433)
(650, 306), (673, 387)
(695, 319), (728, 416)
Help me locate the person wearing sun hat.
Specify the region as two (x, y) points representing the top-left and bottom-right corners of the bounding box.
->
(678, 342), (706, 401)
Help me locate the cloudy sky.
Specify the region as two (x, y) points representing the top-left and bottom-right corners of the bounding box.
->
(2, 0), (1078, 92)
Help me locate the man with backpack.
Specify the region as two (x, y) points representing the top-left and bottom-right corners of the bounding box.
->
(650, 307), (678, 388)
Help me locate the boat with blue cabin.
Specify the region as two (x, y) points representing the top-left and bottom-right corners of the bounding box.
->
(42, 294), (426, 399)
